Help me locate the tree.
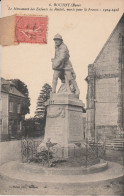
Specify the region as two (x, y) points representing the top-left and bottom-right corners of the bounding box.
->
(11, 79), (30, 115)
(35, 83), (52, 120)
(23, 117), (45, 137)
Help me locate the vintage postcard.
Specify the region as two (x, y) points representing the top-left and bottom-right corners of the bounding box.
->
(0, 0), (124, 195)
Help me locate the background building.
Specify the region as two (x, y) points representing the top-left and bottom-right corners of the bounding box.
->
(86, 14), (124, 140)
(1, 78), (26, 141)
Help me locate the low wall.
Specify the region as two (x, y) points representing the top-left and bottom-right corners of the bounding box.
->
(105, 149), (124, 165)
(0, 140), (22, 165)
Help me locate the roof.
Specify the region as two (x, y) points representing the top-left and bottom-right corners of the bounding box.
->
(1, 78), (25, 98)
(9, 86), (25, 97)
(94, 13), (124, 63)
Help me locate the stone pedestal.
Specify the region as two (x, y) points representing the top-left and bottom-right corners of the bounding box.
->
(44, 93), (85, 149)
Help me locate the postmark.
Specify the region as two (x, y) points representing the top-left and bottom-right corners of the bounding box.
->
(15, 15), (48, 44)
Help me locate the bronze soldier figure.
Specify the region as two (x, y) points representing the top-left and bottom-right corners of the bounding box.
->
(51, 34), (80, 94)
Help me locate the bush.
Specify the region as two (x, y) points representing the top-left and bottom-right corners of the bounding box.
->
(0, 134), (11, 142)
(29, 150), (54, 165)
(23, 118), (45, 138)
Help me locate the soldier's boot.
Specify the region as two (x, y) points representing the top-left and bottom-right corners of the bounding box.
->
(52, 79), (58, 93)
(65, 76), (72, 94)
(71, 80), (80, 95)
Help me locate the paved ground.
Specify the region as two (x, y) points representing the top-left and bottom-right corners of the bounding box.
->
(0, 174), (124, 195)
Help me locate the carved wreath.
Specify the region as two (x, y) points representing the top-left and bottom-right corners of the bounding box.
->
(47, 108), (65, 118)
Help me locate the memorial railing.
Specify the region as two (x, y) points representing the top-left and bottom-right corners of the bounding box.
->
(21, 138), (106, 167)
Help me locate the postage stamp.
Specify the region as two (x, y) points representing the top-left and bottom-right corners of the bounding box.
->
(15, 15), (48, 44)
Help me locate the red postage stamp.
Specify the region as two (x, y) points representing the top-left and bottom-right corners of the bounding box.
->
(15, 15), (48, 44)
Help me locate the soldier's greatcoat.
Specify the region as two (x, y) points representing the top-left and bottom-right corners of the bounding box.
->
(52, 42), (73, 72)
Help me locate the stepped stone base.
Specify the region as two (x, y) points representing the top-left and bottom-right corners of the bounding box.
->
(44, 93), (85, 149)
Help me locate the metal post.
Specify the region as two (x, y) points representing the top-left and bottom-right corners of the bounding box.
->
(21, 139), (23, 162)
(47, 146), (50, 167)
(27, 139), (29, 162)
(96, 136), (98, 158)
(86, 138), (88, 167)
(103, 136), (106, 158)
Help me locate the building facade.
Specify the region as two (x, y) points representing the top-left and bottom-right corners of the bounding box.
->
(86, 14), (124, 140)
(1, 78), (26, 140)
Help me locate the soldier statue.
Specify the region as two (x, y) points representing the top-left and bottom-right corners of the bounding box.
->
(51, 34), (80, 95)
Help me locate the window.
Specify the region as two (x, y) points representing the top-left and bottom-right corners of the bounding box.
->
(10, 87), (14, 93)
(9, 102), (13, 112)
(17, 104), (21, 114)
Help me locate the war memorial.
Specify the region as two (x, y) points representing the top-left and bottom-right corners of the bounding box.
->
(0, 34), (124, 186)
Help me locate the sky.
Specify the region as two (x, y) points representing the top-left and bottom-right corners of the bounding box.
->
(1, 0), (123, 118)
(0, 1), (1, 79)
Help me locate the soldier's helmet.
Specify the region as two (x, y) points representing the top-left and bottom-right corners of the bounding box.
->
(53, 34), (63, 40)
